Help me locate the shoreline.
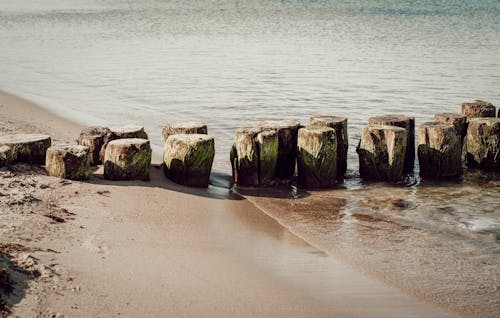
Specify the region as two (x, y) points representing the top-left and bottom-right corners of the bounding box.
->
(0, 89), (455, 317)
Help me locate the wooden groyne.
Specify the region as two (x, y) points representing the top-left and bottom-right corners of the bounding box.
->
(0, 100), (498, 188)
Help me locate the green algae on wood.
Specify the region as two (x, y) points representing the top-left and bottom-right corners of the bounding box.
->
(368, 115), (415, 173)
(417, 122), (462, 178)
(309, 115), (348, 180)
(464, 118), (500, 170)
(0, 134), (51, 165)
(45, 144), (91, 180)
(251, 120), (301, 180)
(230, 127), (279, 187)
(104, 138), (152, 181)
(162, 122), (207, 143)
(461, 100), (496, 118)
(357, 124), (407, 182)
(163, 134), (215, 187)
(231, 128), (260, 186)
(297, 126), (337, 188)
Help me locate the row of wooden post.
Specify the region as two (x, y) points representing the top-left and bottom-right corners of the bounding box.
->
(231, 100), (500, 188)
(1, 100), (498, 189)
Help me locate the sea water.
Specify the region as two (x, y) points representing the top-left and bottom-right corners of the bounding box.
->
(1, 0), (499, 314)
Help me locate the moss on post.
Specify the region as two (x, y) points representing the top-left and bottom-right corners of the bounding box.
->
(46, 145), (91, 180)
(256, 130), (279, 185)
(0, 134), (51, 165)
(368, 115), (415, 173)
(417, 122), (462, 178)
(297, 126), (337, 188)
(104, 138), (152, 181)
(252, 120), (301, 180)
(310, 115), (348, 180)
(163, 134), (215, 187)
(464, 118), (500, 170)
(231, 128), (260, 186)
(357, 125), (407, 182)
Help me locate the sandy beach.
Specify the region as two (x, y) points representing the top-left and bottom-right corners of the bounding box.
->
(0, 90), (459, 317)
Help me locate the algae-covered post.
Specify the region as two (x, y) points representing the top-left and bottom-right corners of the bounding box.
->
(0, 145), (13, 167)
(46, 144), (91, 180)
(162, 122), (208, 143)
(464, 118), (500, 170)
(297, 126), (337, 188)
(230, 127), (278, 187)
(434, 113), (467, 141)
(163, 134), (215, 187)
(357, 124), (407, 182)
(109, 125), (149, 140)
(104, 138), (152, 181)
(461, 100), (496, 118)
(0, 134), (51, 165)
(78, 126), (112, 165)
(252, 120), (301, 179)
(417, 122), (462, 178)
(368, 115), (415, 173)
(309, 115), (348, 179)
(255, 130), (279, 185)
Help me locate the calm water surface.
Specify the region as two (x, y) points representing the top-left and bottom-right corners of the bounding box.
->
(1, 1), (500, 314)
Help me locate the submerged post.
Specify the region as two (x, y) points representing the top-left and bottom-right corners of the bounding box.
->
(297, 126), (337, 188)
(368, 115), (415, 173)
(309, 115), (348, 180)
(357, 125), (407, 182)
(417, 122), (462, 178)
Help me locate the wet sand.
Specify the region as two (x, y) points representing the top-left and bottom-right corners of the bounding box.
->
(0, 89), (455, 317)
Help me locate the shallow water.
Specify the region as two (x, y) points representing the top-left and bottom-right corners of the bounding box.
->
(1, 0), (500, 314)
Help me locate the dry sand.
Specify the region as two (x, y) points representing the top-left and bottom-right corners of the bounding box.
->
(0, 90), (454, 317)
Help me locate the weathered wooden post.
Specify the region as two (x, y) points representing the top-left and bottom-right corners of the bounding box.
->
(0, 134), (51, 165)
(230, 127), (278, 186)
(109, 125), (148, 139)
(297, 126), (337, 188)
(104, 139), (152, 181)
(252, 120), (301, 179)
(0, 146), (13, 167)
(309, 115), (348, 179)
(464, 118), (500, 170)
(164, 134), (215, 187)
(434, 113), (467, 141)
(417, 122), (462, 178)
(45, 145), (91, 180)
(162, 122), (207, 143)
(78, 126), (112, 165)
(368, 115), (415, 173)
(461, 100), (496, 118)
(357, 125), (407, 181)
